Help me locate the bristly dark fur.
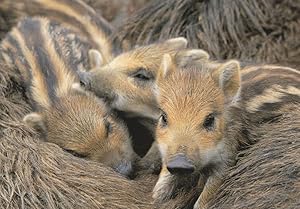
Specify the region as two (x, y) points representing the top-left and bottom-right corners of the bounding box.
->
(114, 0), (300, 67)
(0, 6), (19, 41)
(209, 103), (300, 209)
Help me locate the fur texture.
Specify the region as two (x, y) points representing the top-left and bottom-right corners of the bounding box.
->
(114, 0), (300, 68)
(0, 59), (201, 209)
(210, 103), (300, 209)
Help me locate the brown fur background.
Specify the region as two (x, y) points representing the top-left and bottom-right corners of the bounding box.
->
(114, 0), (300, 68)
(0, 5), (19, 40)
(81, 0), (147, 26)
(210, 104), (300, 208)
(2, 0), (299, 67)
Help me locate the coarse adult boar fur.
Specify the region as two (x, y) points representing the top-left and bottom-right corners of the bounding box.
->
(209, 103), (300, 209)
(114, 0), (300, 68)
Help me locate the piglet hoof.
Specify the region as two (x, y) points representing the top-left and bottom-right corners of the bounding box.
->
(152, 174), (174, 203)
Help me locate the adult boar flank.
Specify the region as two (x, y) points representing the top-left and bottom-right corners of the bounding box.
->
(209, 103), (300, 209)
(114, 0), (300, 68)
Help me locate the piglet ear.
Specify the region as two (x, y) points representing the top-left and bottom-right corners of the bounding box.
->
(212, 60), (241, 102)
(163, 37), (188, 50)
(23, 112), (46, 134)
(156, 54), (176, 83)
(176, 49), (209, 68)
(88, 49), (103, 69)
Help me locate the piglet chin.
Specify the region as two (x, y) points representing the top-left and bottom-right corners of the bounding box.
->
(114, 161), (133, 177)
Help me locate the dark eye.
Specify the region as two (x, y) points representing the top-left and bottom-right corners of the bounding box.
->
(104, 118), (112, 137)
(203, 114), (215, 131)
(159, 111), (168, 127)
(64, 149), (87, 158)
(135, 73), (150, 80)
(132, 68), (153, 81)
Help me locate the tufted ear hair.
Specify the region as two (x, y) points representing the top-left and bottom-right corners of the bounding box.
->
(212, 60), (241, 103)
(156, 54), (176, 84)
(88, 49), (103, 69)
(23, 112), (46, 134)
(175, 49), (210, 68)
(162, 37), (188, 51)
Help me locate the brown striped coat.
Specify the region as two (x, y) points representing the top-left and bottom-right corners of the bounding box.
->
(0, 0), (115, 62)
(0, 17), (136, 176)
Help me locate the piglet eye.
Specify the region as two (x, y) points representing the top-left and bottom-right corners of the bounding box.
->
(64, 149), (87, 158)
(203, 114), (215, 131)
(132, 68), (153, 81)
(159, 111), (168, 127)
(135, 73), (150, 80)
(104, 119), (112, 137)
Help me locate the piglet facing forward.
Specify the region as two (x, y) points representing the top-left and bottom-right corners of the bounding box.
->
(153, 50), (300, 208)
(152, 53), (241, 208)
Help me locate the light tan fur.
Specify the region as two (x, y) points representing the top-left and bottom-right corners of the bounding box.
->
(12, 27), (51, 109)
(88, 49), (103, 68)
(154, 55), (240, 208)
(40, 21), (77, 97)
(83, 41), (210, 120)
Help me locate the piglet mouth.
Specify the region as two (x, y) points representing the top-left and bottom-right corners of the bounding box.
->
(97, 92), (116, 105)
(114, 160), (133, 177)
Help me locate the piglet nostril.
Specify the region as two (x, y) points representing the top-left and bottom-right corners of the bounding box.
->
(167, 155), (195, 175)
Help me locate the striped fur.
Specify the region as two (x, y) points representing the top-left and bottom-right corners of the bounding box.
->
(0, 17), (136, 176)
(0, 0), (115, 62)
(241, 65), (300, 114)
(153, 54), (300, 208)
(1, 17), (85, 109)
